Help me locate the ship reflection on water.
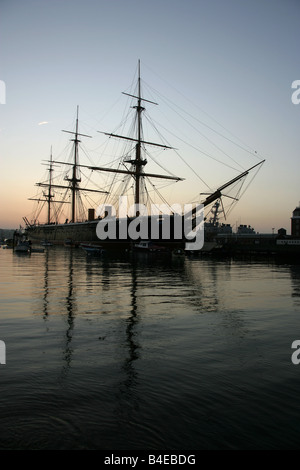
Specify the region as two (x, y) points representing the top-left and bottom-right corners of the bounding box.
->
(1, 246), (300, 449)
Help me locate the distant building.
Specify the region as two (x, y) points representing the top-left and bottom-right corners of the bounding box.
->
(277, 228), (287, 238)
(291, 206), (300, 238)
(237, 224), (256, 234)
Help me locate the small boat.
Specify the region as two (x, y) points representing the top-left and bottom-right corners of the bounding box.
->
(41, 240), (53, 246)
(134, 240), (167, 252)
(3, 238), (13, 248)
(64, 239), (79, 248)
(14, 241), (31, 253)
(31, 247), (45, 253)
(80, 243), (105, 255)
(14, 240), (44, 253)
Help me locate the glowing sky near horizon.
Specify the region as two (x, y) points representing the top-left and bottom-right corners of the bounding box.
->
(0, 0), (299, 233)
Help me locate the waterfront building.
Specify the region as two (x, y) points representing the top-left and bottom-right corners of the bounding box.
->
(291, 206), (300, 238)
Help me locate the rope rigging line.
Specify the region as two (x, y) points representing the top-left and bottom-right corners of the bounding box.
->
(148, 95), (246, 172)
(142, 110), (213, 190)
(145, 177), (177, 212)
(140, 66), (262, 160)
(146, 105), (243, 175)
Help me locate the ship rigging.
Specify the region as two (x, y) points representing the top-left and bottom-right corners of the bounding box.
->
(23, 61), (265, 247)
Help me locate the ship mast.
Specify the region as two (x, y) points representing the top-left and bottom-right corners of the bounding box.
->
(47, 147), (54, 224)
(53, 67), (265, 222)
(135, 60), (145, 208)
(35, 107), (108, 224)
(27, 146), (66, 225)
(94, 60), (182, 212)
(63, 106), (85, 222)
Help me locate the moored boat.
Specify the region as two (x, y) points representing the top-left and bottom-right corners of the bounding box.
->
(134, 240), (167, 252)
(14, 241), (31, 253)
(80, 243), (105, 255)
(41, 240), (53, 246)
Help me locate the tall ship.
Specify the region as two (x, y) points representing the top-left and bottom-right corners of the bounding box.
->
(24, 62), (264, 251)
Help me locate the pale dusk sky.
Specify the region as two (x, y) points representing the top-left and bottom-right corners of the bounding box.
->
(0, 0), (299, 233)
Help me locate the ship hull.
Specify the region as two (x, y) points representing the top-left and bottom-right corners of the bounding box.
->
(25, 217), (188, 251)
(26, 220), (100, 245)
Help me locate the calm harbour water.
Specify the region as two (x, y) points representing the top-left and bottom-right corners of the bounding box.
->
(0, 245), (300, 450)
